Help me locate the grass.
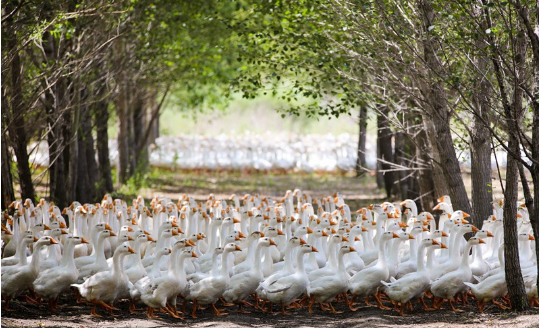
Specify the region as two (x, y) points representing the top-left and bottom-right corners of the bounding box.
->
(131, 167), (385, 210)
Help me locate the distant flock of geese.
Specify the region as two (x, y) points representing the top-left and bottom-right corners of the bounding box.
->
(1, 191), (535, 319)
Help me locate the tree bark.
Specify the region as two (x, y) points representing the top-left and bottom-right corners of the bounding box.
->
(1, 129), (15, 210)
(415, 126), (436, 213)
(95, 90), (113, 195)
(356, 106), (368, 176)
(418, 0), (471, 214)
(499, 25), (529, 311)
(83, 103), (98, 203)
(469, 6), (493, 227)
(5, 17), (36, 202)
(377, 105), (394, 199)
(66, 86), (80, 204)
(116, 80), (129, 185)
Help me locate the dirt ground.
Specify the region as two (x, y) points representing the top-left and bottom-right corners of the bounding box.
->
(3, 292), (539, 328)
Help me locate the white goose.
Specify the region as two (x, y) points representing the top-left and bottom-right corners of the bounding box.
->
(258, 244), (318, 314)
(308, 245), (356, 313)
(1, 236), (58, 310)
(382, 238), (442, 315)
(71, 244), (136, 316)
(33, 236), (89, 311)
(348, 231), (399, 310)
(189, 243), (242, 318)
(223, 237), (276, 312)
(431, 236), (484, 311)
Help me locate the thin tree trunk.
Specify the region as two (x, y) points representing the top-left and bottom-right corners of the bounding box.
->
(356, 106), (368, 176)
(504, 138), (528, 310)
(132, 90), (147, 172)
(83, 104), (98, 203)
(67, 86), (80, 204)
(76, 125), (89, 203)
(6, 19), (35, 202)
(497, 24), (529, 311)
(418, 0), (471, 214)
(469, 3), (493, 228)
(423, 118), (449, 199)
(377, 105), (394, 199)
(95, 93), (113, 194)
(117, 80), (129, 185)
(1, 131), (15, 210)
(1, 82), (15, 210)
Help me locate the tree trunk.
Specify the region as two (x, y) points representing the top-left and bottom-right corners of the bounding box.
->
(469, 2), (493, 228)
(418, 0), (471, 214)
(356, 106), (368, 176)
(503, 137), (528, 310)
(95, 92), (113, 195)
(6, 19), (36, 202)
(133, 90), (148, 173)
(377, 105), (394, 199)
(1, 131), (15, 210)
(415, 126), (436, 213)
(423, 118), (450, 199)
(66, 86), (80, 204)
(117, 81), (130, 185)
(83, 103), (98, 203)
(499, 25), (529, 311)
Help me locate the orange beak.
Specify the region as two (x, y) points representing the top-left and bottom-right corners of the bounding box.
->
(349, 247), (357, 252)
(191, 251), (198, 258)
(299, 238), (307, 245)
(50, 237), (59, 244)
(478, 238), (486, 244)
(311, 246), (318, 252)
(269, 239), (277, 246)
(234, 245), (242, 251)
(307, 227), (313, 234)
(487, 231), (494, 237)
(128, 246), (136, 254)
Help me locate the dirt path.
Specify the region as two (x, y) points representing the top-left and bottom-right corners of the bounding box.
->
(3, 293), (539, 328)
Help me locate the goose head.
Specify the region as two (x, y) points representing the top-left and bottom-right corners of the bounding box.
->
(432, 202), (452, 213)
(467, 236), (485, 247)
(223, 243), (242, 254)
(297, 243), (318, 254)
(475, 230), (494, 239)
(67, 235), (90, 246)
(35, 236), (59, 248)
(115, 243), (136, 255)
(287, 236), (307, 247)
(258, 237), (277, 248)
(339, 245), (356, 254)
(519, 233), (535, 242)
(293, 226), (313, 238)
